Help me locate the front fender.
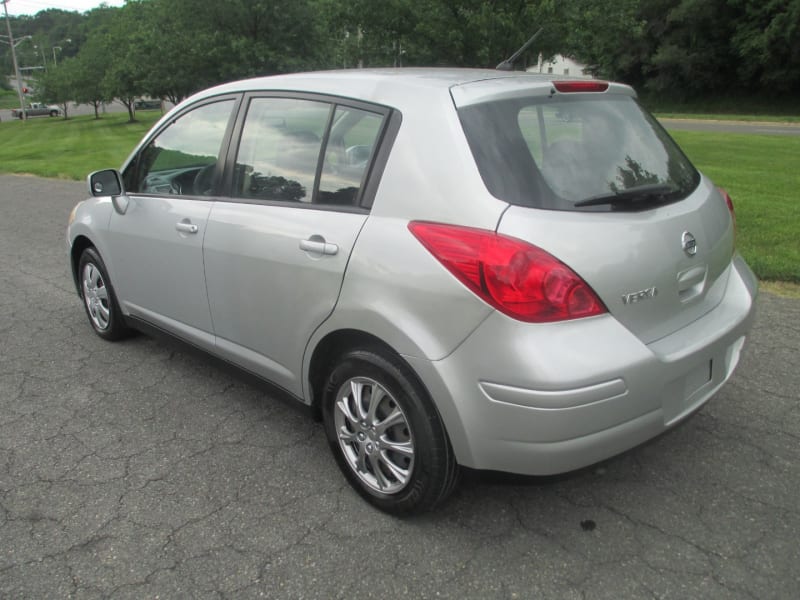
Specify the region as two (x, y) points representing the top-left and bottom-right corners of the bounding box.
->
(67, 197), (116, 295)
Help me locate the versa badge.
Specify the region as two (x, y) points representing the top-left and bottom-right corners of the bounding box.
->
(622, 286), (658, 305)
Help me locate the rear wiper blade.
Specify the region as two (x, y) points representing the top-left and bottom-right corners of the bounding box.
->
(574, 183), (677, 208)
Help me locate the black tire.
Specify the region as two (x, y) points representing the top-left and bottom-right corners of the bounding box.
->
(49, 110), (58, 117)
(77, 247), (131, 341)
(322, 348), (459, 515)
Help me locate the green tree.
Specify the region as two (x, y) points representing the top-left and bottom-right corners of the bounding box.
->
(36, 58), (77, 118)
(559, 0), (646, 82)
(136, 0), (216, 103)
(731, 0), (800, 93)
(100, 2), (148, 122)
(199, 0), (328, 77)
(71, 36), (111, 118)
(319, 0), (565, 69)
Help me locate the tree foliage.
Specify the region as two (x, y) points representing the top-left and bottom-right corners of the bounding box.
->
(565, 0), (800, 98)
(4, 0), (797, 114)
(36, 58), (76, 118)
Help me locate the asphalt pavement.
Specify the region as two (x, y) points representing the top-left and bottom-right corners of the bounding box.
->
(1, 175), (798, 599)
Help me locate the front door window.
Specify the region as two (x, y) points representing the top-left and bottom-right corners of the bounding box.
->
(127, 99), (235, 196)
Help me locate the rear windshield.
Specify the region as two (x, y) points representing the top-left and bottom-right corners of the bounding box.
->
(457, 94), (700, 211)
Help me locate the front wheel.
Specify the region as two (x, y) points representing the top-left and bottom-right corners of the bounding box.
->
(322, 348), (458, 515)
(78, 247), (130, 341)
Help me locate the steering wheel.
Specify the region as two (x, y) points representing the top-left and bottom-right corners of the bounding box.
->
(192, 163), (217, 196)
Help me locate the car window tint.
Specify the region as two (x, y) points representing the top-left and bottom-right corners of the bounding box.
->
(459, 95), (700, 211)
(129, 100), (234, 195)
(317, 107), (384, 206)
(233, 98), (330, 203)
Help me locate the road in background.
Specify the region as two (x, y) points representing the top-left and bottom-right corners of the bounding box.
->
(1, 174), (798, 598)
(0, 99), (170, 121)
(659, 118), (800, 136)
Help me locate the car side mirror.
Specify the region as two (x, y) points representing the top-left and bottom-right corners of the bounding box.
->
(88, 169), (129, 214)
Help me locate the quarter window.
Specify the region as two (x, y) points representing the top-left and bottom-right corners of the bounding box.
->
(318, 107), (384, 206)
(128, 100), (234, 195)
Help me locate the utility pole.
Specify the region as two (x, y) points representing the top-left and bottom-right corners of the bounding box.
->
(1, 0), (27, 121)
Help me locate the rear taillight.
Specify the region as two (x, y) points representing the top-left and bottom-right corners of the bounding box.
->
(553, 81), (609, 93)
(408, 222), (607, 323)
(719, 187), (736, 242)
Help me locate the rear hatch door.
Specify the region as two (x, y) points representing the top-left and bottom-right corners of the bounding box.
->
(454, 78), (735, 343)
(497, 180), (734, 344)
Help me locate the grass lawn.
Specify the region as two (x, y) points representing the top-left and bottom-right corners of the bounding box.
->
(670, 130), (800, 283)
(0, 112), (161, 179)
(0, 112), (796, 282)
(0, 88), (21, 110)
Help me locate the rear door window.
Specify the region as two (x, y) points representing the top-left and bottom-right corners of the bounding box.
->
(458, 95), (700, 211)
(232, 97), (386, 208)
(233, 98), (330, 203)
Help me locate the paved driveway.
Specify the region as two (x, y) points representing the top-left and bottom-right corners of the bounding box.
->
(1, 175), (798, 599)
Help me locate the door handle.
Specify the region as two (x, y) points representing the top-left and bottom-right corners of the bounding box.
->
(175, 221), (199, 234)
(299, 236), (339, 256)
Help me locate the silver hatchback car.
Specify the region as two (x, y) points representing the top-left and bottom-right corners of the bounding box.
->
(68, 69), (757, 514)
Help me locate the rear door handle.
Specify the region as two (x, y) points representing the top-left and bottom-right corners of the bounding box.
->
(175, 221), (199, 234)
(299, 236), (339, 256)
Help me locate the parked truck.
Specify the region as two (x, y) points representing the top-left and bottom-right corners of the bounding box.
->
(11, 103), (62, 119)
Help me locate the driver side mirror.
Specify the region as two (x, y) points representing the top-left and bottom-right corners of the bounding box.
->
(88, 169), (129, 214)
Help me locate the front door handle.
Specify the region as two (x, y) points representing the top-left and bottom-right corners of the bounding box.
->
(299, 236), (339, 256)
(175, 221), (199, 234)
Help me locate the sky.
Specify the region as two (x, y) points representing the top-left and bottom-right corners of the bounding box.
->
(2, 0), (125, 16)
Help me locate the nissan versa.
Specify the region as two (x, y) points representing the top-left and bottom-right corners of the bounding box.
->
(67, 69), (757, 514)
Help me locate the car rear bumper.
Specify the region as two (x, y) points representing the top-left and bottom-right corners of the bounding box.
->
(404, 254), (758, 475)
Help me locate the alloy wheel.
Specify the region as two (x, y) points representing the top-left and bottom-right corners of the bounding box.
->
(333, 377), (415, 494)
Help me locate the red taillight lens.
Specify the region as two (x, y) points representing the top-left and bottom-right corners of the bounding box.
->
(553, 81), (609, 93)
(408, 222), (607, 323)
(719, 187), (734, 215)
(718, 187), (736, 240)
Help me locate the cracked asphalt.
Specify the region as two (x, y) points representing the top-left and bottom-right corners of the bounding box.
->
(1, 174), (798, 599)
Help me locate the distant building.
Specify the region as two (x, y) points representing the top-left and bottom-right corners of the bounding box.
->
(527, 54), (592, 78)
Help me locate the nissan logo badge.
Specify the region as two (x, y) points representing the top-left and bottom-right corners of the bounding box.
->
(682, 231), (697, 257)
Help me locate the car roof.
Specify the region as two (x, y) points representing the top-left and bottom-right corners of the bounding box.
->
(188, 68), (578, 109)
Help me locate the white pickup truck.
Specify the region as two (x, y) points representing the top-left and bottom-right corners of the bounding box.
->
(11, 102), (62, 119)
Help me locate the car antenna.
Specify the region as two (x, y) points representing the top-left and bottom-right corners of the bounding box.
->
(496, 28), (544, 71)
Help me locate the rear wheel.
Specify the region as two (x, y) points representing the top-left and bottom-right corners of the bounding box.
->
(78, 247), (130, 341)
(322, 348), (458, 515)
